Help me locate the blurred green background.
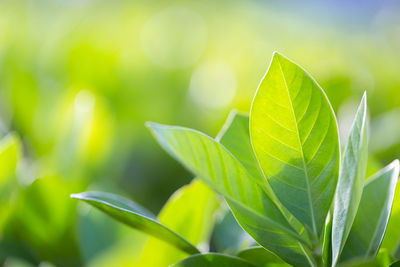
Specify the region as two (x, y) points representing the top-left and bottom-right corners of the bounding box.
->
(0, 0), (399, 266)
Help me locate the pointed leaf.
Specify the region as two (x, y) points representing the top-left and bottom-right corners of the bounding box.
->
(70, 191), (200, 255)
(171, 253), (256, 267)
(339, 160), (399, 262)
(138, 179), (219, 266)
(147, 123), (313, 266)
(218, 111), (306, 235)
(250, 52), (340, 237)
(332, 93), (368, 265)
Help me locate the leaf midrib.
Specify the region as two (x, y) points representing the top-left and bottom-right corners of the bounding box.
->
(276, 57), (318, 236)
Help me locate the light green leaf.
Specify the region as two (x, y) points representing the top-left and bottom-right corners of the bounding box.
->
(170, 253), (256, 267)
(0, 133), (20, 184)
(218, 111), (306, 237)
(250, 52), (340, 237)
(332, 93), (368, 265)
(0, 133), (21, 230)
(70, 191), (200, 255)
(237, 246), (290, 266)
(147, 123), (313, 266)
(339, 160), (399, 263)
(137, 179), (219, 267)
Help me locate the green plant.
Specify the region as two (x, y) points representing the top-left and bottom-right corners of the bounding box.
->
(72, 53), (400, 267)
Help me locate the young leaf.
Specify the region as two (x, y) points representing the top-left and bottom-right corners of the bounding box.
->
(138, 179), (219, 266)
(218, 111), (306, 237)
(170, 253), (256, 267)
(70, 191), (200, 255)
(250, 52), (340, 237)
(147, 123), (313, 266)
(332, 93), (368, 265)
(339, 160), (399, 263)
(237, 246), (290, 266)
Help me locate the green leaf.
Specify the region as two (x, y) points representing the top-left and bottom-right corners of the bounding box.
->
(70, 191), (200, 255)
(211, 208), (254, 254)
(339, 160), (400, 263)
(332, 93), (368, 265)
(0, 133), (21, 230)
(237, 246), (290, 266)
(137, 179), (219, 266)
(0, 133), (20, 184)
(250, 52), (340, 237)
(218, 111), (306, 237)
(381, 182), (400, 254)
(147, 122), (313, 266)
(217, 110), (265, 184)
(170, 253), (257, 267)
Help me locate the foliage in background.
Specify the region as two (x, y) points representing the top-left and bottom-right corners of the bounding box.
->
(1, 0), (400, 265)
(73, 53), (400, 266)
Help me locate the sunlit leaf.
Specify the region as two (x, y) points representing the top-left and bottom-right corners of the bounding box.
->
(339, 160), (399, 263)
(250, 52), (340, 238)
(332, 93), (368, 265)
(147, 122), (313, 266)
(137, 179), (219, 266)
(170, 253), (256, 267)
(71, 191), (200, 255)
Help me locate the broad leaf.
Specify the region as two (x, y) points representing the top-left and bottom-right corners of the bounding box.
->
(147, 123), (313, 266)
(171, 253), (256, 267)
(237, 246), (290, 266)
(137, 179), (219, 266)
(250, 52), (340, 237)
(339, 160), (399, 263)
(71, 191), (200, 255)
(332, 93), (368, 265)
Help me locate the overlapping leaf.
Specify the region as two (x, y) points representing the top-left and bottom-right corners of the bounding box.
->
(137, 179), (219, 266)
(147, 123), (313, 266)
(218, 111), (306, 236)
(339, 160), (399, 263)
(71, 191), (200, 255)
(237, 246), (290, 266)
(250, 52), (340, 237)
(332, 93), (368, 265)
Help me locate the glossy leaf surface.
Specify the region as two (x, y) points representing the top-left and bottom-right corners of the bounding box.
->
(171, 253), (256, 267)
(147, 123), (312, 266)
(250, 52), (340, 237)
(71, 191), (200, 255)
(332, 93), (368, 265)
(339, 160), (399, 263)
